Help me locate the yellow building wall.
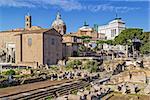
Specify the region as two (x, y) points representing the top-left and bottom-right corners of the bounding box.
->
(21, 33), (43, 65)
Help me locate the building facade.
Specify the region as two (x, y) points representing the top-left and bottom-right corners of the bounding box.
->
(0, 14), (63, 68)
(15, 29), (62, 67)
(76, 22), (101, 39)
(69, 22), (106, 40)
(98, 18), (125, 40)
(62, 34), (82, 57)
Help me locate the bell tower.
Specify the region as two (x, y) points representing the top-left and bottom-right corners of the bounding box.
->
(25, 13), (32, 29)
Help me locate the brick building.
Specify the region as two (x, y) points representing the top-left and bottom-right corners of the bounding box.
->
(0, 14), (63, 68)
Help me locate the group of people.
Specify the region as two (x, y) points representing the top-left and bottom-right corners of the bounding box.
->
(49, 71), (83, 81)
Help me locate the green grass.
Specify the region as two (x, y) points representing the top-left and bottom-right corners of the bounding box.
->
(45, 96), (52, 100)
(71, 90), (78, 95)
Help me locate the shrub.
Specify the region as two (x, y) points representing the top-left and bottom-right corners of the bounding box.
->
(83, 60), (99, 73)
(5, 69), (16, 75)
(50, 65), (59, 71)
(45, 96), (52, 100)
(66, 60), (82, 69)
(71, 90), (78, 95)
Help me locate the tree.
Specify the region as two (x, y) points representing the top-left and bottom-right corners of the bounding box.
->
(83, 39), (90, 43)
(114, 28), (150, 54)
(96, 40), (114, 45)
(114, 28), (143, 45)
(96, 40), (105, 44)
(105, 40), (114, 45)
(140, 41), (150, 54)
(80, 36), (91, 44)
(140, 32), (150, 54)
(140, 32), (150, 43)
(80, 36), (92, 39)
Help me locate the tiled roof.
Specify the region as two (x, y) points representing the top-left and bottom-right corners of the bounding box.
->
(14, 28), (62, 37)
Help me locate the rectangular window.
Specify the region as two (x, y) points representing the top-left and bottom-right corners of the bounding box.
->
(51, 38), (55, 45)
(111, 29), (116, 37)
(28, 38), (32, 46)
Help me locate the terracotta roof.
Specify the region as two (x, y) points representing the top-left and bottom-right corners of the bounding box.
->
(44, 28), (62, 37)
(0, 29), (25, 33)
(0, 27), (44, 33)
(0, 26), (44, 33)
(14, 28), (62, 37)
(63, 33), (81, 38)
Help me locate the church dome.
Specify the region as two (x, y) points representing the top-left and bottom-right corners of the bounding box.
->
(79, 22), (93, 31)
(51, 12), (66, 35)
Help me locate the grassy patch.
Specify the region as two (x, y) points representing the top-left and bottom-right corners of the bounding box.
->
(71, 90), (78, 95)
(45, 96), (52, 100)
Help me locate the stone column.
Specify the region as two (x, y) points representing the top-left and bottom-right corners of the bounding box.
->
(10, 48), (13, 63)
(6, 49), (8, 63)
(122, 85), (126, 94)
(112, 53), (114, 60)
(132, 45), (135, 58)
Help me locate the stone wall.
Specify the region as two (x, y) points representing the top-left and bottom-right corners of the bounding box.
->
(21, 33), (43, 65)
(110, 70), (147, 84)
(43, 33), (62, 65)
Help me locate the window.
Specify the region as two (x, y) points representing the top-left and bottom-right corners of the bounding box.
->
(74, 37), (77, 42)
(28, 38), (32, 46)
(111, 29), (116, 37)
(51, 38), (55, 45)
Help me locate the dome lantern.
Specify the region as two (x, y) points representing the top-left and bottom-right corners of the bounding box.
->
(56, 12), (61, 20)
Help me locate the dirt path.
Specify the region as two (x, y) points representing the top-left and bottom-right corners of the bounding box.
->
(0, 79), (74, 97)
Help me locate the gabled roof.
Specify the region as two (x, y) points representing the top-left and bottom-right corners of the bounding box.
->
(14, 28), (62, 37)
(44, 28), (62, 37)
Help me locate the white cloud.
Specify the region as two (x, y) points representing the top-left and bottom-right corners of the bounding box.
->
(87, 4), (140, 13)
(0, 0), (35, 8)
(87, 4), (114, 12)
(0, 0), (140, 13)
(29, 0), (83, 10)
(0, 0), (83, 10)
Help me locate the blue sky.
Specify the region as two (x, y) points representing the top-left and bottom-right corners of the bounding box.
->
(0, 0), (149, 33)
